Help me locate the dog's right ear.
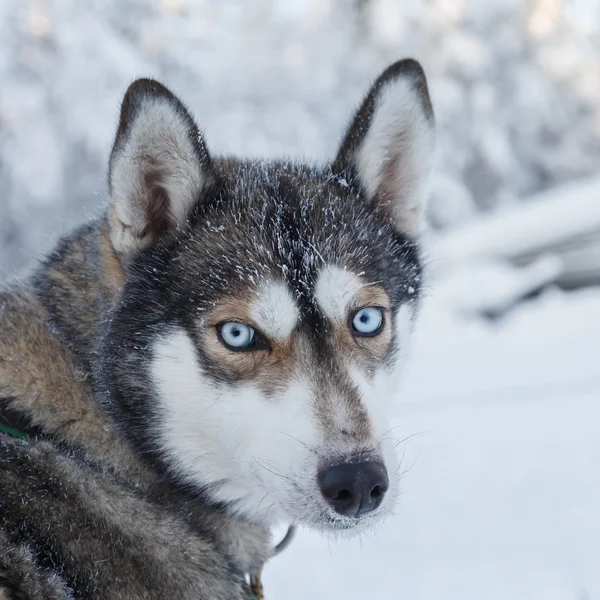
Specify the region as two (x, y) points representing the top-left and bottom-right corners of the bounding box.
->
(108, 78), (212, 257)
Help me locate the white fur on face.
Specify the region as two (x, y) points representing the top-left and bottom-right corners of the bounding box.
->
(150, 327), (319, 525)
(110, 98), (206, 255)
(250, 281), (299, 341)
(149, 298), (416, 532)
(314, 265), (363, 324)
(356, 76), (435, 234)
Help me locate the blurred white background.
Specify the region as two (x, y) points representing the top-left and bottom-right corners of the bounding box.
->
(1, 1), (600, 598)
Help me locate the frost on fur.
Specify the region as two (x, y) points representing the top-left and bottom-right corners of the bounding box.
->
(108, 78), (212, 256)
(333, 59), (435, 234)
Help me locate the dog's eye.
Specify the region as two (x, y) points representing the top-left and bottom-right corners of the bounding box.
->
(218, 322), (270, 351)
(219, 322), (255, 349)
(351, 307), (384, 336)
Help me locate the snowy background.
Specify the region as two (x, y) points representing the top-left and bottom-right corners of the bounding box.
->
(1, 0), (600, 598)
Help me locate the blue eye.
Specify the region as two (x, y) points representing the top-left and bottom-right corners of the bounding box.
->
(219, 322), (255, 349)
(351, 307), (384, 336)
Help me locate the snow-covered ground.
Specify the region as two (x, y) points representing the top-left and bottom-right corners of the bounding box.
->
(265, 288), (600, 599)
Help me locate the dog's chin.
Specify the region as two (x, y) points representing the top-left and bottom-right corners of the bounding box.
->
(281, 505), (389, 539)
(318, 510), (387, 537)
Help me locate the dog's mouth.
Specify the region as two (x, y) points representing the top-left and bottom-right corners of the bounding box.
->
(325, 514), (370, 530)
(277, 503), (384, 534)
(313, 505), (387, 534)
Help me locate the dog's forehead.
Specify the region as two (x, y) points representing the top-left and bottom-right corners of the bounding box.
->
(248, 266), (372, 335)
(177, 161), (421, 312)
(204, 163), (376, 269)
(220, 162), (357, 234)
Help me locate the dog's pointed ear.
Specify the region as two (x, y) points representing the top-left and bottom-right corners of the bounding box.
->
(333, 59), (435, 235)
(108, 78), (212, 257)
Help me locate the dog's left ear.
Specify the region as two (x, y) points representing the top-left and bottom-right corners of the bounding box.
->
(333, 59), (435, 234)
(108, 78), (212, 257)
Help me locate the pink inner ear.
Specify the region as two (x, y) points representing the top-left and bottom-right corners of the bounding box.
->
(376, 133), (427, 230)
(330, 60), (434, 234)
(108, 85), (213, 255)
(140, 168), (174, 241)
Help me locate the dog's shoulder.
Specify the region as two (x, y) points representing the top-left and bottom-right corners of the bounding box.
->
(0, 435), (252, 600)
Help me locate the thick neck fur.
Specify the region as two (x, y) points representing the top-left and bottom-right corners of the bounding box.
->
(32, 215), (125, 370)
(0, 214), (160, 483)
(0, 213), (272, 576)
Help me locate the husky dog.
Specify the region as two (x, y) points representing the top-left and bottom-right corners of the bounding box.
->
(0, 58), (434, 599)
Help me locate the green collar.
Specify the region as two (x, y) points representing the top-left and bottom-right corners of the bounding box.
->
(0, 423), (29, 440)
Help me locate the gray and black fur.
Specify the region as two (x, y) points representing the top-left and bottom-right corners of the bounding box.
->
(0, 59), (434, 598)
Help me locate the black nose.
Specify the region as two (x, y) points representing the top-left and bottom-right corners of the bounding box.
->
(318, 461), (389, 517)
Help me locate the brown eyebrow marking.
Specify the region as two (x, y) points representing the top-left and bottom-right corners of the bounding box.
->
(351, 285), (390, 312)
(197, 292), (299, 395)
(200, 292), (256, 328)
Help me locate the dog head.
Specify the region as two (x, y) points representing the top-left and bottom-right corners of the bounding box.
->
(98, 60), (435, 534)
